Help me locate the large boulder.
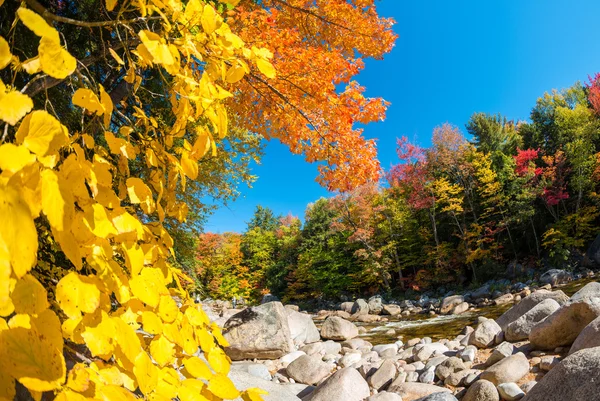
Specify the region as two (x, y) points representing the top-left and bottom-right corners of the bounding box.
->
(368, 296), (385, 315)
(539, 269), (572, 286)
(471, 284), (491, 300)
(521, 346), (600, 401)
(320, 316), (359, 341)
(470, 318), (502, 348)
(451, 302), (469, 315)
(304, 367), (369, 401)
(287, 310), (320, 346)
(351, 299), (369, 315)
(382, 304), (402, 316)
(286, 355), (332, 385)
(505, 298), (561, 341)
(529, 298), (600, 350)
(462, 379), (499, 401)
(570, 281), (600, 302)
(440, 295), (464, 315)
(224, 302), (294, 360)
(480, 352), (529, 385)
(388, 382), (451, 401)
(569, 315), (600, 354)
(496, 290), (569, 331)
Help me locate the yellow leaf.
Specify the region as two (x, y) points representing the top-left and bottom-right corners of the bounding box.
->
(104, 131), (137, 159)
(39, 36), (76, 79)
(207, 347), (230, 375)
(0, 368), (16, 401)
(141, 311), (163, 335)
(138, 30), (174, 65)
(126, 177), (154, 214)
(183, 357), (212, 380)
(0, 90), (33, 126)
(226, 63), (245, 84)
(180, 318), (197, 355)
(10, 274), (48, 315)
(123, 242), (144, 277)
(56, 272), (101, 318)
(158, 295), (178, 323)
(41, 169), (74, 232)
(0, 144), (36, 174)
(0, 36), (11, 70)
(105, 0), (118, 11)
(0, 325), (66, 391)
(256, 58), (276, 78)
(211, 323), (229, 347)
(108, 48), (124, 65)
(112, 209), (144, 241)
(184, 305), (209, 327)
(195, 326), (215, 354)
(149, 335), (175, 367)
(130, 268), (168, 308)
(112, 316), (141, 367)
(100, 85), (113, 128)
(201, 5), (220, 34)
(155, 367), (179, 399)
(242, 388), (269, 401)
(81, 311), (116, 358)
(66, 363), (90, 392)
(206, 373), (239, 400)
(0, 184), (37, 278)
(0, 252), (14, 317)
(98, 385), (138, 401)
(178, 380), (210, 401)
(181, 152), (198, 180)
(16, 110), (69, 156)
(21, 57), (42, 74)
(83, 203), (118, 238)
(72, 88), (104, 115)
(133, 351), (158, 395)
(16, 8), (60, 43)
(162, 322), (182, 346)
(54, 389), (89, 401)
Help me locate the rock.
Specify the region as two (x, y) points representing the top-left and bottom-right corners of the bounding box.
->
(539, 356), (559, 371)
(382, 304), (402, 316)
(462, 379), (499, 401)
(460, 345), (477, 363)
(229, 369), (302, 400)
(287, 310), (321, 346)
(322, 340), (342, 355)
(373, 344), (399, 357)
(247, 363), (272, 381)
(471, 285), (491, 299)
(521, 346), (600, 401)
(339, 352), (362, 368)
(412, 343), (449, 362)
(498, 383), (525, 400)
(305, 367), (369, 401)
(340, 302), (354, 313)
(281, 351), (307, 366)
(286, 355), (332, 385)
(342, 338), (370, 350)
(388, 382), (452, 401)
(367, 392), (404, 401)
(424, 356), (448, 370)
(451, 302), (469, 315)
(505, 299), (561, 341)
(261, 293), (279, 304)
(496, 290), (569, 331)
(520, 381), (536, 394)
(570, 315), (600, 354)
(463, 372), (480, 386)
(570, 281), (600, 302)
(435, 357), (466, 380)
(470, 319), (502, 348)
(529, 298), (600, 350)
(368, 296), (385, 315)
(485, 342), (514, 367)
(540, 269), (572, 286)
(480, 352), (529, 385)
(444, 369), (479, 387)
(418, 367), (435, 384)
(320, 316), (359, 341)
(224, 302), (294, 360)
(494, 293), (514, 306)
(355, 314), (381, 323)
(300, 342), (325, 356)
(351, 299), (369, 315)
(440, 295), (464, 315)
(368, 359), (398, 391)
(414, 393), (458, 401)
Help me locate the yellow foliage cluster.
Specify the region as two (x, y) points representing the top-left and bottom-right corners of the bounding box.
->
(0, 0), (273, 400)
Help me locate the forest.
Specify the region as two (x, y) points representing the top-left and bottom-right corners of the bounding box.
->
(195, 77), (600, 304)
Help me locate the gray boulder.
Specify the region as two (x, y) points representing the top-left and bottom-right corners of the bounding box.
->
(529, 298), (600, 350)
(286, 355), (332, 385)
(496, 289), (569, 331)
(480, 352), (529, 385)
(320, 316), (359, 341)
(462, 380), (499, 401)
(440, 295), (464, 315)
(570, 281), (600, 302)
(505, 298), (560, 341)
(521, 346), (600, 401)
(288, 310), (321, 346)
(470, 319), (502, 348)
(368, 296), (385, 315)
(305, 367), (369, 401)
(388, 382), (452, 401)
(224, 302), (294, 360)
(569, 315), (600, 354)
(351, 299), (369, 315)
(540, 269), (572, 286)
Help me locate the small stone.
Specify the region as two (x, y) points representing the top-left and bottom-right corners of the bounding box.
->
(367, 359), (398, 391)
(339, 352), (362, 368)
(407, 338), (421, 347)
(497, 382), (525, 400)
(520, 380), (537, 393)
(406, 371), (419, 382)
(462, 379), (499, 401)
(419, 367), (435, 384)
(539, 356), (560, 371)
(461, 345), (477, 363)
(485, 342), (514, 367)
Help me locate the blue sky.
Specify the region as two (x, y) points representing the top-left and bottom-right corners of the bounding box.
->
(205, 0), (600, 233)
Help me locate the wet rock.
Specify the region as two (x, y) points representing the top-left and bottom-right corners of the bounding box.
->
(569, 315), (600, 354)
(287, 310), (320, 346)
(470, 318), (502, 348)
(505, 298), (561, 341)
(520, 346), (600, 401)
(368, 359), (398, 391)
(496, 290), (569, 331)
(382, 304), (402, 316)
(480, 352), (529, 385)
(320, 316), (359, 341)
(351, 299), (369, 315)
(440, 295), (465, 315)
(224, 302), (294, 360)
(529, 298), (600, 350)
(305, 367), (369, 401)
(462, 379), (499, 401)
(388, 382), (452, 401)
(497, 383), (524, 401)
(286, 355), (332, 385)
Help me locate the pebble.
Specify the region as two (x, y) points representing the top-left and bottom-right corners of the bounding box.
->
(497, 382), (525, 400)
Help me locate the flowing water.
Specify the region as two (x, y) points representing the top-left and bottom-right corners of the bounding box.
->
(357, 277), (599, 345)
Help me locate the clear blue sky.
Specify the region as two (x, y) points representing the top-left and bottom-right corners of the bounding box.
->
(205, 0), (600, 233)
